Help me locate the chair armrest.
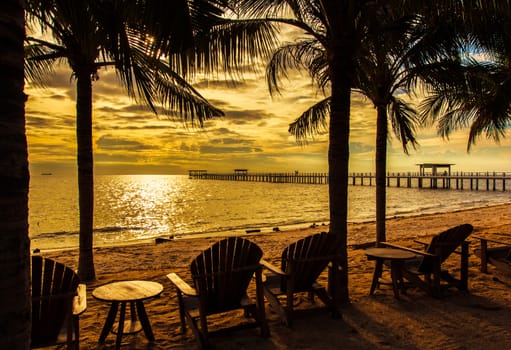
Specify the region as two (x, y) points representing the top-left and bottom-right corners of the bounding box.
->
(381, 242), (436, 257)
(473, 235), (511, 246)
(260, 259), (286, 276)
(294, 254), (343, 264)
(73, 284), (87, 316)
(413, 239), (429, 248)
(167, 272), (197, 296)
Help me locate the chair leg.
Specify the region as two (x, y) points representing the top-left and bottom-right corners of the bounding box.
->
(432, 262), (442, 298)
(460, 242), (469, 291)
(313, 287), (341, 319)
(328, 261), (342, 318)
(175, 291), (187, 334)
(73, 315), (80, 350)
(479, 239), (489, 273)
(183, 312), (208, 350)
(197, 315), (210, 350)
(255, 270), (270, 337)
(285, 292), (294, 327)
(263, 288), (288, 326)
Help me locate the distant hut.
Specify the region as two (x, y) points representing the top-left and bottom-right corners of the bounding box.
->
(417, 163), (454, 176)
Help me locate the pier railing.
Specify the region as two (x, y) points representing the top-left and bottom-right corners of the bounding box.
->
(188, 170), (510, 191)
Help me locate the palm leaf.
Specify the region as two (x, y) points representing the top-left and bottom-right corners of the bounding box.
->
(388, 97), (419, 154)
(288, 97), (330, 143)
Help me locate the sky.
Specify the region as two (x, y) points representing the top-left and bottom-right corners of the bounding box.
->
(25, 47), (511, 177)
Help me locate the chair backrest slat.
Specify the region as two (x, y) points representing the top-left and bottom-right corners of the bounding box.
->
(191, 237), (262, 314)
(31, 255), (80, 347)
(419, 224), (473, 273)
(281, 232), (341, 292)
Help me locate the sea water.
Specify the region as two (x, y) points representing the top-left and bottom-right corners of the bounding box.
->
(29, 174), (510, 250)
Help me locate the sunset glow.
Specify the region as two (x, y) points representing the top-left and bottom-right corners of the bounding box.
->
(25, 61), (511, 176)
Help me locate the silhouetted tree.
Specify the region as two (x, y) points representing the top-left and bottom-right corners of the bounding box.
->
(0, 0), (31, 348)
(25, 0), (226, 280)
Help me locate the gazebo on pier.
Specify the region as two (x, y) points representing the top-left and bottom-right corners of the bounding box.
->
(417, 163), (455, 176)
(417, 163), (455, 189)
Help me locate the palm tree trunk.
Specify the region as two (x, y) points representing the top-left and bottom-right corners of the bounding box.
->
(327, 35), (355, 305)
(375, 105), (387, 245)
(76, 70), (96, 281)
(0, 0), (31, 348)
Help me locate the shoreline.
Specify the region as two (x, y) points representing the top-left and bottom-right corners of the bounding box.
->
(41, 202), (511, 262)
(31, 201), (511, 253)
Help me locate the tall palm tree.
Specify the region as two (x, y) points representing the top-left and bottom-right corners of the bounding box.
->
(288, 4), (424, 245)
(24, 0), (226, 281)
(347, 7), (422, 244)
(230, 0), (395, 303)
(0, 0), (31, 348)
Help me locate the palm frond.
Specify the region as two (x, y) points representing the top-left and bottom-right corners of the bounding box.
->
(419, 57), (511, 150)
(188, 18), (280, 78)
(229, 0), (291, 18)
(288, 97), (330, 143)
(388, 97), (419, 154)
(266, 39), (326, 95)
(128, 49), (224, 124)
(24, 38), (67, 87)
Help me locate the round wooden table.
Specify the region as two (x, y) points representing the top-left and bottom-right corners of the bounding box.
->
(365, 247), (416, 299)
(92, 280), (163, 349)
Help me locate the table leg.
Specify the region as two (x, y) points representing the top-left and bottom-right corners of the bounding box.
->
(115, 302), (127, 350)
(370, 259), (384, 295)
(390, 261), (405, 299)
(130, 301), (138, 327)
(136, 301), (155, 341)
(99, 301), (119, 343)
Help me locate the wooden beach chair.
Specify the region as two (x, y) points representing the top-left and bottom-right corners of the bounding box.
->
(474, 235), (511, 280)
(31, 255), (87, 349)
(382, 223), (473, 297)
(167, 237), (269, 350)
(261, 232), (342, 326)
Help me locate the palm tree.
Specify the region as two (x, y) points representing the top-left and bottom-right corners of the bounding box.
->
(230, 0), (397, 303)
(349, 7), (422, 244)
(288, 4), (424, 245)
(0, 0), (31, 348)
(24, 0), (227, 281)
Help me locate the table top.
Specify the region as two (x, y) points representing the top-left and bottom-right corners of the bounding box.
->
(92, 280), (163, 303)
(365, 247), (416, 261)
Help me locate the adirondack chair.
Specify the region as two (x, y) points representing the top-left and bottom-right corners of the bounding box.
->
(167, 237), (269, 350)
(383, 223), (473, 297)
(474, 235), (511, 279)
(31, 255), (87, 349)
(260, 232), (342, 326)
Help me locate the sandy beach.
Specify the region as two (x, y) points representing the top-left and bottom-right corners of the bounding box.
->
(42, 203), (511, 349)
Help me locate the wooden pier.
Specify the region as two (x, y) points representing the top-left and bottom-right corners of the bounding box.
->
(188, 170), (509, 191)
